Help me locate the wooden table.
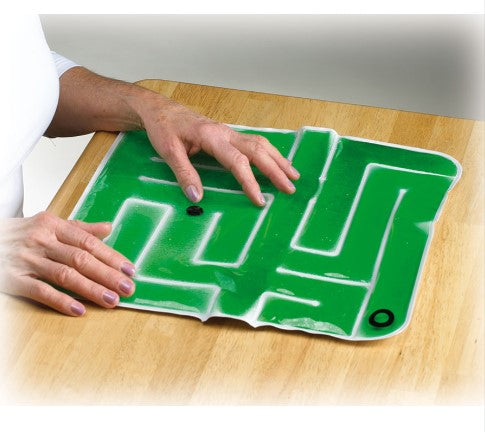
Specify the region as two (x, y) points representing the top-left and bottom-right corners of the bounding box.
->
(1, 80), (483, 404)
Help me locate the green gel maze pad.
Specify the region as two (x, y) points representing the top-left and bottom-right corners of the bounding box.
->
(69, 125), (461, 340)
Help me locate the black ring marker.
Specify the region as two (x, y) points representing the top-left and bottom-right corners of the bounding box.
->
(369, 309), (395, 328)
(186, 205), (203, 216)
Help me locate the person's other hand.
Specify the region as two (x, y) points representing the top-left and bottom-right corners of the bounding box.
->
(0, 212), (136, 316)
(138, 95), (300, 206)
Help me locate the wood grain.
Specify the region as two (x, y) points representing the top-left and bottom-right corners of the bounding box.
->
(1, 80), (483, 404)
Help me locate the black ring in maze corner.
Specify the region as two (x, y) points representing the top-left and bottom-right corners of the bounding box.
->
(369, 309), (395, 328)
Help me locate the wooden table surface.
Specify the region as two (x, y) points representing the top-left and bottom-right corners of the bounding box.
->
(1, 80), (483, 405)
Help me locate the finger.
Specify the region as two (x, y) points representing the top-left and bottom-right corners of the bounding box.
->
(233, 131), (300, 180)
(232, 136), (296, 193)
(68, 220), (112, 240)
(46, 240), (135, 297)
(205, 139), (265, 206)
(159, 136), (204, 202)
(251, 151), (296, 194)
(55, 220), (136, 277)
(34, 257), (120, 308)
(16, 275), (86, 317)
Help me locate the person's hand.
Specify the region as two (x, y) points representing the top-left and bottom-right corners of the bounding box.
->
(138, 94), (300, 206)
(48, 68), (299, 206)
(0, 212), (136, 316)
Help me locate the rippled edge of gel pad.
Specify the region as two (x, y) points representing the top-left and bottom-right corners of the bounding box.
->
(68, 125), (462, 341)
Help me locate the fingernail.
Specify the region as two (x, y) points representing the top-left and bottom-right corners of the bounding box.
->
(289, 166), (300, 178)
(287, 179), (296, 193)
(119, 279), (134, 295)
(121, 262), (136, 277)
(70, 302), (85, 316)
(259, 193), (266, 206)
(185, 185), (200, 202)
(103, 291), (118, 305)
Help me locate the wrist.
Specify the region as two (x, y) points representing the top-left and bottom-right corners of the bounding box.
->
(123, 84), (173, 130)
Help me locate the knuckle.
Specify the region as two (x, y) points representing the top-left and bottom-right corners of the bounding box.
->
(232, 153), (249, 168)
(24, 229), (47, 248)
(72, 250), (91, 270)
(35, 211), (56, 226)
(161, 140), (178, 159)
(69, 220), (83, 229)
(80, 234), (98, 253)
(198, 122), (221, 137)
(253, 142), (266, 154)
(88, 284), (101, 301)
(16, 249), (31, 264)
(249, 142), (266, 162)
(42, 289), (56, 306)
(254, 135), (270, 147)
(54, 264), (74, 286)
(27, 213), (58, 248)
(17, 249), (37, 268)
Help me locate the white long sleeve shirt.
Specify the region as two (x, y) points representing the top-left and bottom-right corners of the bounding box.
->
(0, 15), (78, 218)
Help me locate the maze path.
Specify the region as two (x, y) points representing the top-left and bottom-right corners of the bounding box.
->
(70, 125), (461, 340)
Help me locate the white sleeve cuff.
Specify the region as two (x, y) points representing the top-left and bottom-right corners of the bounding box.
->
(51, 51), (79, 77)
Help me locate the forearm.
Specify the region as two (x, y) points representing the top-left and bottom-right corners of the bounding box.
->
(45, 67), (161, 137)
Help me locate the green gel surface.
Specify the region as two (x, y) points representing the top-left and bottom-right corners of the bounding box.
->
(70, 125), (461, 340)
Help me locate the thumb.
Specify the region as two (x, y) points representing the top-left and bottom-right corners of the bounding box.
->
(160, 139), (204, 203)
